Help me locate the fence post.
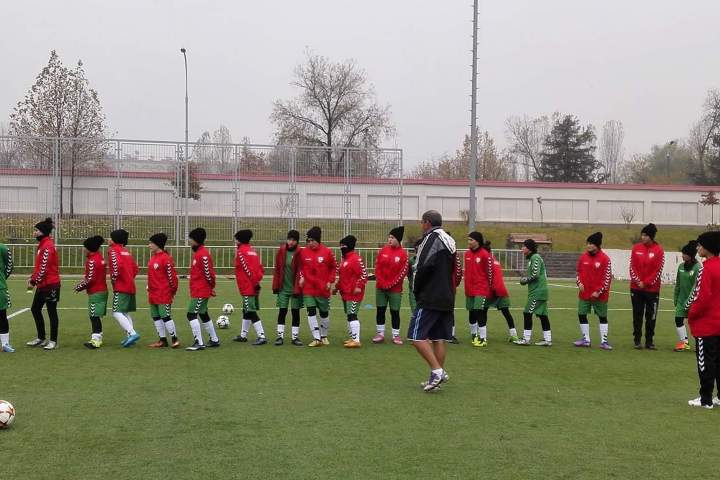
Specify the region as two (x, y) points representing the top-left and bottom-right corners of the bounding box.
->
(52, 138), (62, 243)
(232, 144), (240, 235)
(398, 150), (404, 226)
(288, 147), (297, 231)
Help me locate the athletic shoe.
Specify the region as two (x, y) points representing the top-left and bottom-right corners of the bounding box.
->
(123, 333), (140, 348)
(148, 339), (168, 349)
(508, 335), (520, 343)
(471, 334), (478, 344)
(646, 343), (657, 350)
(185, 341), (206, 351)
(321, 336), (330, 346)
(714, 398), (720, 407)
(43, 341), (58, 350)
(232, 335), (248, 343)
(423, 371), (446, 392)
(291, 337), (303, 346)
(513, 338), (531, 346)
(449, 336), (460, 344)
(83, 339), (102, 349)
(534, 340), (552, 347)
(473, 338), (488, 348)
(26, 338), (47, 347)
(207, 339), (221, 348)
(343, 338), (353, 345)
(372, 333), (385, 343)
(252, 337), (267, 346)
(392, 336), (404, 345)
(573, 339), (591, 348)
(674, 341), (690, 352)
(1, 344), (16, 353)
(688, 397), (713, 409)
(633, 342), (643, 350)
(307, 339), (323, 347)
(600, 342), (613, 351)
(344, 340), (362, 348)
(274, 337), (284, 346)
(421, 372), (450, 387)
(171, 337), (181, 349)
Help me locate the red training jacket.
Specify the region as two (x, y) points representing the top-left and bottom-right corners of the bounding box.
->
(189, 245), (216, 299)
(489, 254), (509, 298)
(75, 251), (107, 294)
(375, 245), (409, 293)
(271, 244), (302, 294)
(298, 243), (337, 298)
(107, 243), (138, 295)
(688, 256), (720, 337)
(235, 243), (264, 296)
(30, 236), (61, 288)
(576, 250), (612, 302)
(147, 250), (178, 305)
(464, 247), (493, 297)
(336, 250), (368, 302)
(629, 242), (664, 293)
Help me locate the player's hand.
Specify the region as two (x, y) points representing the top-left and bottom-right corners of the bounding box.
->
(638, 281), (645, 289)
(591, 291), (600, 299)
(332, 288), (338, 295)
(578, 283), (584, 292)
(255, 284), (261, 293)
(26, 279), (33, 289)
(211, 289), (217, 297)
(298, 277), (305, 287)
(326, 282), (332, 291)
(353, 287), (361, 294)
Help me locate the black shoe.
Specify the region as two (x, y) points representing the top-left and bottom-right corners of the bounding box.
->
(207, 339), (221, 348)
(291, 337), (303, 346)
(252, 337), (268, 346)
(274, 337), (284, 346)
(470, 334), (477, 343)
(646, 343), (656, 350)
(185, 341), (206, 351)
(233, 335), (248, 343)
(449, 336), (460, 344)
(83, 341), (99, 350)
(633, 342), (643, 350)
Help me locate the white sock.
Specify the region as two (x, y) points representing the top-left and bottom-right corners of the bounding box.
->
(392, 328), (400, 337)
(291, 326), (299, 339)
(479, 326), (487, 339)
(91, 332), (102, 342)
(470, 323), (478, 336)
(543, 330), (552, 342)
(189, 318), (204, 345)
(0, 333), (9, 345)
(452, 326), (456, 337)
(308, 315), (320, 340)
(677, 325), (688, 341)
(277, 324), (285, 338)
(509, 327), (517, 337)
(523, 329), (532, 341)
(241, 319), (251, 338)
(154, 319), (166, 338)
(319, 316), (329, 337)
(203, 319), (219, 342)
(164, 319), (177, 337)
(580, 323), (590, 342)
(599, 323), (609, 343)
(350, 320), (360, 340)
(126, 314), (136, 335)
(377, 324), (386, 335)
(253, 320), (266, 338)
(112, 312), (132, 335)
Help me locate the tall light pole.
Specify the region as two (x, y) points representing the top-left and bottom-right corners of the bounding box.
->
(468, 0), (479, 231)
(666, 139), (676, 181)
(180, 47), (189, 245)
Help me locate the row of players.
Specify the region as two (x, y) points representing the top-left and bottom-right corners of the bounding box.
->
(0, 217), (709, 354)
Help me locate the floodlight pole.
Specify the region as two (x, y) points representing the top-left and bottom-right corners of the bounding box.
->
(181, 47), (189, 246)
(468, 0), (479, 231)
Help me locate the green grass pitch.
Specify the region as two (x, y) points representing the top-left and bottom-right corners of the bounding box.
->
(0, 277), (712, 479)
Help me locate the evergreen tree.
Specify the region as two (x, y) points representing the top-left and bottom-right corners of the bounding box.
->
(539, 115), (601, 183)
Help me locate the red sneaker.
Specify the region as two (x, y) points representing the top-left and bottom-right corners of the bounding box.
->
(372, 333), (385, 344)
(392, 336), (404, 345)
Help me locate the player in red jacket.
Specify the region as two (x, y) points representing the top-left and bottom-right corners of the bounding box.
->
(629, 223), (665, 349)
(107, 229), (141, 348)
(484, 241), (518, 342)
(26, 217), (62, 350)
(186, 228), (219, 351)
(271, 230), (303, 346)
(298, 226), (337, 347)
(373, 226), (409, 345)
(146, 233), (180, 349)
(574, 232), (613, 350)
(74, 235), (108, 349)
(464, 232), (493, 347)
(335, 235), (368, 348)
(686, 231), (720, 408)
(231, 229), (267, 345)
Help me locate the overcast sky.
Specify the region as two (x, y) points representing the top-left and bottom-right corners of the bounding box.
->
(2, 0), (719, 169)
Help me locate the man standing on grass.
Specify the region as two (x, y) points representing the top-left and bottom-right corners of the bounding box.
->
(298, 226), (336, 347)
(232, 229), (267, 345)
(186, 228), (220, 351)
(373, 226), (408, 345)
(685, 231), (720, 409)
(464, 231), (492, 347)
(629, 223), (665, 350)
(272, 230), (304, 346)
(574, 232), (613, 350)
(0, 241), (14, 353)
(673, 240), (699, 352)
(146, 233), (181, 349)
(75, 236), (108, 349)
(409, 210), (457, 392)
(108, 229), (141, 348)
(335, 235), (368, 348)
(514, 239), (552, 347)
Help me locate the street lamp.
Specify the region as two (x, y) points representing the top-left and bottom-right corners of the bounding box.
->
(666, 140), (676, 181)
(180, 47), (189, 246)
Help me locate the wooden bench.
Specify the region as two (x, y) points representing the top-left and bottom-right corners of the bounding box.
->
(507, 233), (552, 250)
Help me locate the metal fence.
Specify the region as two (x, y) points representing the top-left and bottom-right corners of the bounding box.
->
(0, 136), (403, 246)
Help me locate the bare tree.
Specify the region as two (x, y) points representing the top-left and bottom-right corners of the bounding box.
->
(620, 206), (637, 229)
(599, 120), (624, 183)
(271, 51), (394, 176)
(689, 89), (720, 181)
(212, 125), (233, 173)
(504, 114), (552, 180)
(619, 153), (651, 184)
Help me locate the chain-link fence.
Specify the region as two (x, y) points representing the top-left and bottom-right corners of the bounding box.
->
(0, 136), (403, 247)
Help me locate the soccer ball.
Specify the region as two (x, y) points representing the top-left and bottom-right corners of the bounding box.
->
(222, 303), (235, 315)
(0, 400), (15, 429)
(216, 315), (231, 329)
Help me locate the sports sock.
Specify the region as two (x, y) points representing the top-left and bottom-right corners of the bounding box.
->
(291, 325), (300, 339)
(543, 330), (552, 342)
(189, 318), (204, 345)
(0, 332), (9, 346)
(277, 324), (286, 337)
(451, 325), (456, 337)
(308, 315), (320, 340)
(599, 323), (609, 343)
(479, 326), (487, 339)
(392, 328), (400, 337)
(241, 318), (252, 338)
(203, 319), (219, 342)
(677, 325), (688, 341)
(580, 323), (590, 341)
(377, 324), (386, 335)
(253, 319), (266, 338)
(164, 318), (177, 337)
(91, 332), (102, 342)
(112, 312), (132, 335)
(523, 330), (532, 341)
(319, 316), (329, 337)
(509, 327), (517, 337)
(126, 314), (136, 334)
(154, 319), (166, 338)
(350, 320), (360, 340)
(470, 323), (478, 336)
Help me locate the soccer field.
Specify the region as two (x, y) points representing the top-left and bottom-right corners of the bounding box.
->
(0, 277), (711, 479)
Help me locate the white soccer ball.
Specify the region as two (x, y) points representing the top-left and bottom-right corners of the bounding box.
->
(222, 303), (235, 315)
(216, 315), (231, 329)
(0, 400), (15, 429)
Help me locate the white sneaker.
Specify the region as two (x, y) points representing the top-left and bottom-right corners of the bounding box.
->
(26, 338), (47, 347)
(688, 397), (713, 409)
(513, 338), (532, 346)
(534, 340), (553, 347)
(43, 341), (58, 350)
(714, 397), (720, 407)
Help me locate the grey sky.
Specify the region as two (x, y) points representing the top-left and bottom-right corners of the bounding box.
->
(2, 0), (719, 169)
